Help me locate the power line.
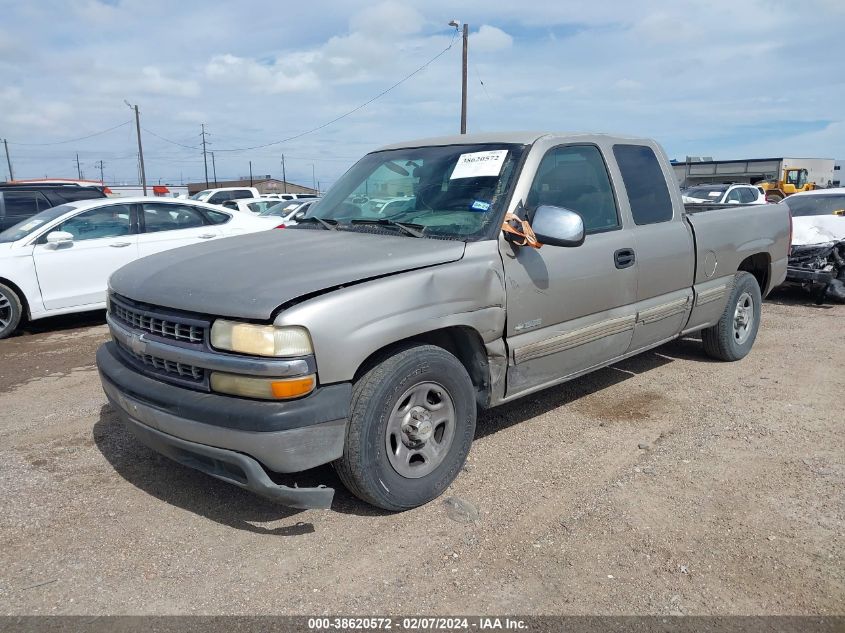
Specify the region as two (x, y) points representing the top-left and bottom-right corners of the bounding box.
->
(212, 31), (459, 153)
(6, 121), (132, 146)
(141, 127), (200, 150)
(472, 63), (494, 106)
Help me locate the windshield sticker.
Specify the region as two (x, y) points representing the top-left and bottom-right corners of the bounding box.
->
(470, 200), (491, 212)
(450, 150), (508, 179)
(18, 219), (45, 232)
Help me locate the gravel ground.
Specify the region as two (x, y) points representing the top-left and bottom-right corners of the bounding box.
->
(0, 287), (842, 615)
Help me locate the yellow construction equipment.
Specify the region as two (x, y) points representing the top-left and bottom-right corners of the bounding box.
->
(757, 167), (816, 202)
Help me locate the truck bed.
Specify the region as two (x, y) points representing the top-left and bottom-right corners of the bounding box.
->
(683, 201), (791, 291)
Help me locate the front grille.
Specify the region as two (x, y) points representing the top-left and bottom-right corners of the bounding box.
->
(117, 340), (205, 382)
(110, 296), (206, 344)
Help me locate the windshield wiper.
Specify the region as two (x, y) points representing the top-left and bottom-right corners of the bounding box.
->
(350, 218), (425, 238)
(297, 216), (337, 231)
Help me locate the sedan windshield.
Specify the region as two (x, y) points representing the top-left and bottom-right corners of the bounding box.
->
(259, 202), (300, 217)
(305, 143), (527, 239)
(189, 190), (211, 201)
(785, 194), (845, 217)
(0, 204), (74, 243)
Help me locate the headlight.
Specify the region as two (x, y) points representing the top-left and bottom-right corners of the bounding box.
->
(210, 372), (316, 400)
(210, 320), (312, 357)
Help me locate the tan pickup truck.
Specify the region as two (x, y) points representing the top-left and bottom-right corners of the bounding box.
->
(97, 132), (790, 511)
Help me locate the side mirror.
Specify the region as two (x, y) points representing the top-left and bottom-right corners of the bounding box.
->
(46, 231), (74, 246)
(530, 205), (585, 247)
(293, 210), (307, 221)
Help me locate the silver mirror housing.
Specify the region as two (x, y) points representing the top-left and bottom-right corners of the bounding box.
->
(531, 205), (585, 247)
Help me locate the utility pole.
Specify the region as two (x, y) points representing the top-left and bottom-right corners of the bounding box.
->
(460, 23), (468, 134)
(211, 151), (218, 186)
(96, 160), (105, 184)
(125, 101), (147, 195)
(75, 153), (82, 179)
(249, 160), (253, 186)
(281, 155), (287, 193)
(311, 164), (316, 191)
(3, 139), (14, 181)
(201, 123), (209, 188)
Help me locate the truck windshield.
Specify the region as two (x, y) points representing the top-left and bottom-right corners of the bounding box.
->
(305, 143), (527, 239)
(0, 204), (74, 243)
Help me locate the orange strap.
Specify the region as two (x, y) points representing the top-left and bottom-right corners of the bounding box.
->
(501, 212), (542, 248)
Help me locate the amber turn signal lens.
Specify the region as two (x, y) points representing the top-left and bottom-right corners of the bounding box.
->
(210, 372), (316, 400)
(270, 376), (316, 399)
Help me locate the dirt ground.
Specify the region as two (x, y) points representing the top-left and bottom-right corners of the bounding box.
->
(0, 287), (842, 616)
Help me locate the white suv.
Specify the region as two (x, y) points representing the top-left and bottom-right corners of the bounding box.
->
(682, 184), (767, 205)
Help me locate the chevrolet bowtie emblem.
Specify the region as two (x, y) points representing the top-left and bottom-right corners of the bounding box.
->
(128, 332), (147, 355)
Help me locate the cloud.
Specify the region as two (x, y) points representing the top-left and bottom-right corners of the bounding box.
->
(0, 87), (72, 130)
(205, 54), (320, 94)
(348, 1), (426, 38)
(470, 25), (513, 52)
(614, 79), (643, 91)
(0, 0), (842, 185)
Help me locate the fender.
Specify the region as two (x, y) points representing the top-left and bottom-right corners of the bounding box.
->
(274, 240), (507, 385)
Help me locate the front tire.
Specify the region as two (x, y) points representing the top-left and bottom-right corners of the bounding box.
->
(702, 272), (762, 361)
(334, 344), (476, 511)
(0, 283), (23, 340)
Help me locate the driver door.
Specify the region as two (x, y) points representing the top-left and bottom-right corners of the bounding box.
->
(33, 203), (139, 310)
(501, 143), (638, 396)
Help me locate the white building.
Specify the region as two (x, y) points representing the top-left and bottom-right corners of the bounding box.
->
(107, 184), (189, 198)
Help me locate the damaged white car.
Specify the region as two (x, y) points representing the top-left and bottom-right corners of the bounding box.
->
(784, 188), (845, 303)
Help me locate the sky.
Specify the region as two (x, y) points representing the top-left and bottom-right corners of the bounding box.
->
(0, 0), (843, 188)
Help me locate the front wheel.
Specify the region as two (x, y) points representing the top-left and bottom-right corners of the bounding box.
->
(0, 283), (23, 340)
(702, 271), (762, 361)
(334, 344), (476, 511)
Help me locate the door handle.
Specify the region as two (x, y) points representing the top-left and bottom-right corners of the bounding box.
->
(110, 242), (131, 248)
(198, 233), (216, 239)
(614, 248), (636, 269)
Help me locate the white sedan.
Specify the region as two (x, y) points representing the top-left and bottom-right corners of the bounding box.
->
(0, 197), (279, 338)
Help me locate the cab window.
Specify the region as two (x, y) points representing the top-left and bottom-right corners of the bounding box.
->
(230, 190), (255, 200)
(527, 145), (620, 233)
(613, 144), (674, 225)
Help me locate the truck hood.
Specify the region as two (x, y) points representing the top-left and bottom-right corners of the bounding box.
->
(109, 228), (466, 319)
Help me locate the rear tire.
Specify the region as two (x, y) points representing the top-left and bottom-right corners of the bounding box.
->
(0, 283), (23, 340)
(702, 272), (761, 361)
(334, 344), (476, 511)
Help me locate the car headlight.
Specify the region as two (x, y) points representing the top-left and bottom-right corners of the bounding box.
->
(210, 320), (312, 357)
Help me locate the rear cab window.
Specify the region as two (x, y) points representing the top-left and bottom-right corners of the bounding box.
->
(613, 144), (674, 224)
(230, 190), (255, 200)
